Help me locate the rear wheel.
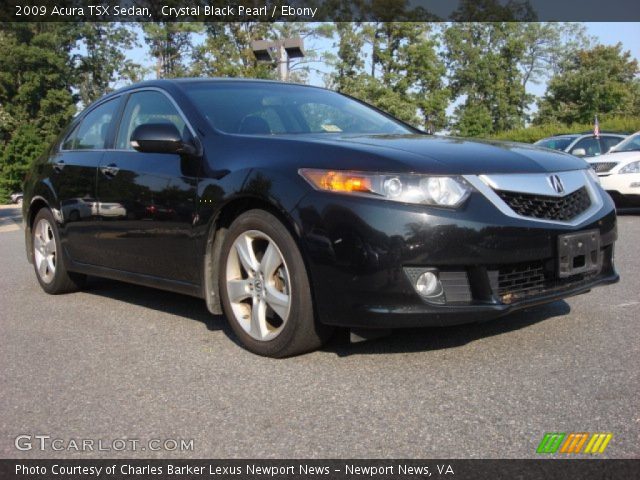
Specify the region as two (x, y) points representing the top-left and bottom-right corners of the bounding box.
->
(32, 208), (86, 294)
(219, 210), (332, 357)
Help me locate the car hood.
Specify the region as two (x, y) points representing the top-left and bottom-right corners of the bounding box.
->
(592, 150), (640, 164)
(276, 134), (589, 174)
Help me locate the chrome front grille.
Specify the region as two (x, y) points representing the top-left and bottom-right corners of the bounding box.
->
(590, 162), (618, 173)
(495, 187), (592, 222)
(466, 171), (602, 226)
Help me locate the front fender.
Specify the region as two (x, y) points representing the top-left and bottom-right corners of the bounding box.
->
(23, 179), (58, 264)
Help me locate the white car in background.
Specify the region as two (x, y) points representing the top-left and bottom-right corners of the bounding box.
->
(588, 131), (640, 207)
(534, 133), (626, 158)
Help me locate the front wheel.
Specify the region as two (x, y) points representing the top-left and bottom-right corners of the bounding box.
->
(219, 210), (332, 357)
(32, 208), (86, 294)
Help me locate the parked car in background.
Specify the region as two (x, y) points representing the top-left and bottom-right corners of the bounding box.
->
(535, 133), (626, 158)
(10, 192), (23, 205)
(588, 131), (640, 207)
(60, 197), (96, 222)
(21, 79), (619, 357)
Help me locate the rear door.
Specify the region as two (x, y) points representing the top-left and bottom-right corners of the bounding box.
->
(94, 89), (201, 284)
(50, 97), (120, 264)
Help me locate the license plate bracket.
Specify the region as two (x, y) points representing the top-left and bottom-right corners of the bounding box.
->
(557, 230), (601, 278)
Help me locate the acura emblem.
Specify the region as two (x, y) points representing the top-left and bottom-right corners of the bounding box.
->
(549, 175), (564, 194)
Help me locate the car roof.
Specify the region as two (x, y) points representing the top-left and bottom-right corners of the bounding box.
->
(537, 135), (580, 141)
(104, 78), (325, 98)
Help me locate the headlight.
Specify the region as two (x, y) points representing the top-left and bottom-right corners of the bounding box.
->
(299, 169), (472, 208)
(618, 161), (640, 174)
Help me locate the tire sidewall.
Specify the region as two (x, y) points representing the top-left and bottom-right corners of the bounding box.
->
(32, 209), (67, 294)
(219, 210), (313, 357)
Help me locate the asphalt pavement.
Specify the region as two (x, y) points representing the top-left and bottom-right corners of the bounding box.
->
(1, 204), (638, 459)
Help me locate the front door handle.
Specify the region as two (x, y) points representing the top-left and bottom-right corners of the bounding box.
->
(53, 160), (65, 172)
(100, 163), (119, 177)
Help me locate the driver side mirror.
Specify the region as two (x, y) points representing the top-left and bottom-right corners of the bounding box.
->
(130, 123), (198, 156)
(571, 148), (587, 157)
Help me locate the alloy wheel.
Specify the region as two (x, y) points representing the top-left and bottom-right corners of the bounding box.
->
(33, 218), (57, 284)
(225, 230), (291, 341)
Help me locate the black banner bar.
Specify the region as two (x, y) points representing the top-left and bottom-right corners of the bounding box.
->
(1, 459), (639, 480)
(1, 0), (640, 22)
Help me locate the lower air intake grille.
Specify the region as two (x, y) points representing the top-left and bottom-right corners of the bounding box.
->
(492, 259), (601, 304)
(591, 162), (618, 173)
(497, 187), (591, 221)
(497, 263), (545, 304)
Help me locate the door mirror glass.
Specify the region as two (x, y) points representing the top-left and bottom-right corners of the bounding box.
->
(571, 148), (587, 157)
(130, 123), (195, 155)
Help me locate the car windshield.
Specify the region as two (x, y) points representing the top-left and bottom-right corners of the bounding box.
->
(611, 133), (640, 152)
(534, 137), (576, 151)
(183, 82), (413, 135)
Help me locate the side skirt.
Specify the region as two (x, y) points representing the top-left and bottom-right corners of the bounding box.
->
(68, 259), (204, 299)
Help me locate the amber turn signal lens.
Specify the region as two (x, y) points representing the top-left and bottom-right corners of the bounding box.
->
(300, 169), (372, 193)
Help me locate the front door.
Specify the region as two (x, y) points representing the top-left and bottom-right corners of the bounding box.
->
(50, 97), (120, 264)
(95, 90), (200, 284)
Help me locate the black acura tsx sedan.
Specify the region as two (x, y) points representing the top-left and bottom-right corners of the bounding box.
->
(22, 79), (619, 357)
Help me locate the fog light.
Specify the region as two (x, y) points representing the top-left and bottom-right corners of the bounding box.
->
(416, 271), (443, 298)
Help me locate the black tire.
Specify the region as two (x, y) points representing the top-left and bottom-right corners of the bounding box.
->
(219, 209), (333, 357)
(31, 208), (86, 294)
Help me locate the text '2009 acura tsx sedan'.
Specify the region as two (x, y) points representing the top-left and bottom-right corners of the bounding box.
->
(23, 79), (619, 357)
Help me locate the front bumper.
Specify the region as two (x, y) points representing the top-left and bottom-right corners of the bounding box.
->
(600, 172), (640, 205)
(293, 188), (619, 329)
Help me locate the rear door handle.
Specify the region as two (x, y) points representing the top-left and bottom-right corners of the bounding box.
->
(100, 163), (119, 177)
(53, 160), (65, 172)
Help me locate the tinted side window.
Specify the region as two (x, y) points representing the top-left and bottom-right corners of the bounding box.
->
(572, 137), (601, 156)
(66, 99), (118, 150)
(116, 91), (187, 150)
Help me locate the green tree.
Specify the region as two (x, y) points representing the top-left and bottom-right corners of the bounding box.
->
(453, 101), (493, 137)
(326, 22), (369, 96)
(192, 23), (333, 83)
(444, 22), (593, 136)
(331, 23), (365, 92)
(0, 24), (78, 200)
(536, 43), (640, 124)
(330, 22), (448, 131)
(518, 23), (592, 110)
(141, 22), (203, 78)
(444, 23), (528, 135)
(74, 23), (143, 106)
(190, 23), (273, 79)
